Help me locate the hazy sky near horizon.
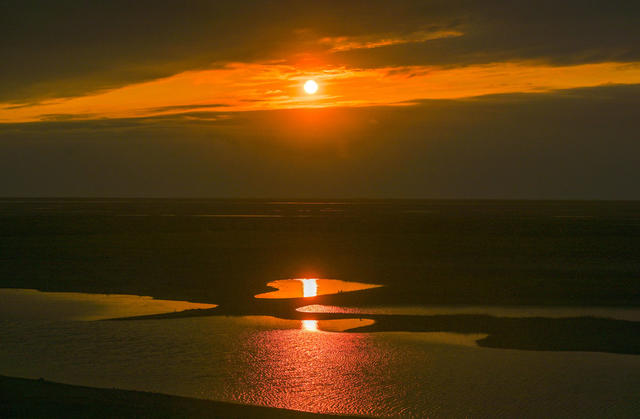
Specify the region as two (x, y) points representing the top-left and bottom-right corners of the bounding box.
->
(1, 1), (639, 198)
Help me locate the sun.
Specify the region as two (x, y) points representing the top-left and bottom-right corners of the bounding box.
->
(304, 79), (318, 94)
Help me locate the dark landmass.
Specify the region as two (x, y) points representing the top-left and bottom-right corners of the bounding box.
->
(3, 199), (640, 356)
(348, 314), (640, 354)
(109, 299), (640, 355)
(0, 375), (362, 419)
(1, 199), (638, 308)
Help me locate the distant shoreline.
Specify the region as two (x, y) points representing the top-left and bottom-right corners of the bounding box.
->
(1, 197), (640, 201)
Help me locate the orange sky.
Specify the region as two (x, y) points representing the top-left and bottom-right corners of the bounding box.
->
(2, 61), (640, 123)
(1, 1), (639, 199)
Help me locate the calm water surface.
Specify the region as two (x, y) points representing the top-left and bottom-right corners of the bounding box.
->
(1, 289), (639, 418)
(0, 288), (216, 321)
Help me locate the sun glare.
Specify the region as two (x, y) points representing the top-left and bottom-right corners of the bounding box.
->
(299, 278), (318, 297)
(304, 79), (318, 94)
(301, 319), (319, 331)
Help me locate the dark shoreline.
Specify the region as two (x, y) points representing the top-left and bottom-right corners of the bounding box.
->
(0, 375), (363, 419)
(108, 304), (640, 355)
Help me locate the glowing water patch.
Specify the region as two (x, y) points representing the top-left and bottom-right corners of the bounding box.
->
(255, 278), (382, 299)
(302, 319), (318, 331)
(300, 278), (318, 297)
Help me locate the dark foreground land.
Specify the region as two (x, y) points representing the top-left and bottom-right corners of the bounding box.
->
(0, 375), (360, 419)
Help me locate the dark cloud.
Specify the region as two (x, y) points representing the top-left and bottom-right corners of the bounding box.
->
(2, 1), (638, 102)
(1, 84), (638, 198)
(333, 1), (640, 67)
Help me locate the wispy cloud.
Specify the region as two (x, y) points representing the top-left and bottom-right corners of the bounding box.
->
(142, 103), (226, 114)
(38, 113), (98, 122)
(319, 30), (463, 52)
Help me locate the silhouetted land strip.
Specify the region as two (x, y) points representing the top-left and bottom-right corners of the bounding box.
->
(347, 314), (640, 354)
(107, 307), (223, 321)
(0, 375), (363, 419)
(109, 299), (640, 355)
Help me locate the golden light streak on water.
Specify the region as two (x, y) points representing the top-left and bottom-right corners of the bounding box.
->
(299, 278), (318, 297)
(254, 278), (382, 299)
(301, 319), (319, 331)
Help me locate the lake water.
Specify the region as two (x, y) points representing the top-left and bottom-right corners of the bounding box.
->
(1, 199), (639, 417)
(1, 288), (639, 417)
(0, 288), (216, 321)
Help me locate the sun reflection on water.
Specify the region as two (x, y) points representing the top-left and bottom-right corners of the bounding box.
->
(237, 324), (387, 415)
(254, 278), (382, 299)
(299, 278), (318, 297)
(302, 319), (319, 331)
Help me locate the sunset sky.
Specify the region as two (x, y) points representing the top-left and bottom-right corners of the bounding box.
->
(1, 1), (639, 198)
